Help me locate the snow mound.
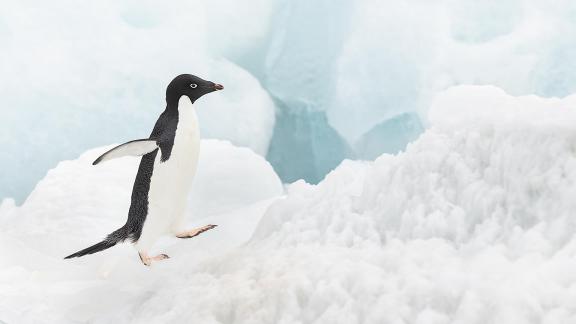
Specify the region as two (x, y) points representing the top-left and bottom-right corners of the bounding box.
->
(257, 86), (576, 248)
(3, 86), (576, 323)
(244, 86), (576, 323)
(1, 139), (282, 258)
(190, 139), (283, 217)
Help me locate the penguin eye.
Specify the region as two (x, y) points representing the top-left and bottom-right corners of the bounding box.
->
(190, 83), (198, 89)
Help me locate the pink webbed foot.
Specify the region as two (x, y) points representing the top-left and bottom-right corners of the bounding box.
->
(138, 252), (169, 266)
(176, 224), (217, 239)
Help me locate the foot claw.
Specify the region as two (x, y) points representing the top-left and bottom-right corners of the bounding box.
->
(176, 224), (218, 239)
(139, 252), (169, 266)
(139, 253), (151, 266)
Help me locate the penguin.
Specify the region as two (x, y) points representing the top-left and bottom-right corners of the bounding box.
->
(65, 74), (224, 266)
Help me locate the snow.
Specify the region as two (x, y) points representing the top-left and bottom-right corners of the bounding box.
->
(2, 85), (576, 323)
(189, 139), (283, 217)
(0, 139), (282, 258)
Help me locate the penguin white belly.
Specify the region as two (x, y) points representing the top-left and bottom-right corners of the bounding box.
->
(136, 96), (200, 251)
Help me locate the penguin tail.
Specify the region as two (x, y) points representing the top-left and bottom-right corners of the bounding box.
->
(64, 229), (125, 259)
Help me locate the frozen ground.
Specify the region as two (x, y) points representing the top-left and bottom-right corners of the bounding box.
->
(2, 86), (576, 323)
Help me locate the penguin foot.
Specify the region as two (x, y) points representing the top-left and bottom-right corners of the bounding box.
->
(176, 224), (217, 239)
(138, 252), (170, 266)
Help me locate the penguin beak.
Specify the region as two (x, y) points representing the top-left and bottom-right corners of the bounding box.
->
(213, 83), (224, 91)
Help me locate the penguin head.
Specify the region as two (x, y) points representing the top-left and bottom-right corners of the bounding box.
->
(166, 74), (224, 103)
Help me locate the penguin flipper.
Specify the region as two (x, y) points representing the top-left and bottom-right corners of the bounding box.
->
(92, 139), (158, 165)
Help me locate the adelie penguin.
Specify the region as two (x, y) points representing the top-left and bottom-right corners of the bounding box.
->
(65, 74), (224, 266)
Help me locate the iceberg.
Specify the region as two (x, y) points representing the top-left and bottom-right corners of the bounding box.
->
(4, 0), (576, 207)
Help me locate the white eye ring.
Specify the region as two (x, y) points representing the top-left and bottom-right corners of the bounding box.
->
(190, 83), (198, 89)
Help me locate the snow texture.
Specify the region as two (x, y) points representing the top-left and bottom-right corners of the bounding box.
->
(2, 86), (576, 323)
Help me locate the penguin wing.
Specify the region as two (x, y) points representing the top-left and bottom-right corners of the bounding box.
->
(92, 139), (159, 165)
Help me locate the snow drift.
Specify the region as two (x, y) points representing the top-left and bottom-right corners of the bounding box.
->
(2, 86), (576, 323)
(0, 139), (282, 259)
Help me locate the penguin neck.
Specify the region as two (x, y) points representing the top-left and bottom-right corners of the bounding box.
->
(176, 96), (199, 122)
(174, 96), (200, 138)
(166, 94), (196, 110)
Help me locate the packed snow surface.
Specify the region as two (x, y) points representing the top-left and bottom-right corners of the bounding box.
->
(2, 86), (576, 323)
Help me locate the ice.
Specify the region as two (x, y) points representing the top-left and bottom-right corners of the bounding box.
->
(0, 0), (276, 203)
(6, 0), (576, 200)
(195, 61), (276, 157)
(353, 112), (424, 161)
(2, 86), (576, 322)
(326, 0), (441, 142)
(250, 0), (576, 184)
(266, 104), (351, 184)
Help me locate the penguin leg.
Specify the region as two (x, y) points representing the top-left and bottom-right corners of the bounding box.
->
(175, 224), (217, 239)
(138, 251), (169, 266)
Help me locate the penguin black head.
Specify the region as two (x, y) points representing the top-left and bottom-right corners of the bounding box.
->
(166, 74), (224, 104)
